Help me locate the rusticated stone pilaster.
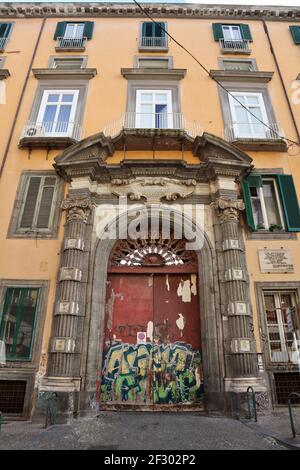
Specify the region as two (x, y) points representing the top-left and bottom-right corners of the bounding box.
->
(213, 198), (258, 379)
(46, 194), (95, 380)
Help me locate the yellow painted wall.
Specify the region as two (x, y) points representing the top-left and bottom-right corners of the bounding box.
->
(1, 14), (300, 364)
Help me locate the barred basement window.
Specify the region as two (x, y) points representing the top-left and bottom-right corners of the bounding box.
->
(0, 380), (27, 414)
(0, 288), (39, 361)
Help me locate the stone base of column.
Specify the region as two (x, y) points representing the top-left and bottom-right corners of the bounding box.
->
(224, 375), (272, 418)
(32, 376), (82, 424)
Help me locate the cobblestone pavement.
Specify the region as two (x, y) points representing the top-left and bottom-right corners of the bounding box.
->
(0, 412), (288, 450)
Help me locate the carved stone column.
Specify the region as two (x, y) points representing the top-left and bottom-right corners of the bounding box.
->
(45, 193), (94, 394)
(213, 198), (258, 385)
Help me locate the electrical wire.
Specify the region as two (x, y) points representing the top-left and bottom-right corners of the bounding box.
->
(132, 0), (300, 149)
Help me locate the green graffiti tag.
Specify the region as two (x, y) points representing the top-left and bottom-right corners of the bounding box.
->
(100, 342), (203, 405)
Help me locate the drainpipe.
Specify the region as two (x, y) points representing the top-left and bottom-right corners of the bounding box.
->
(0, 17), (46, 179)
(263, 20), (300, 144)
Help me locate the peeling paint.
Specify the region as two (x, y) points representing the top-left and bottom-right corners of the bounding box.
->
(147, 321), (154, 341)
(191, 274), (197, 296)
(148, 274), (153, 287)
(166, 274), (170, 291)
(106, 289), (124, 332)
(177, 279), (192, 302)
(176, 313), (186, 337)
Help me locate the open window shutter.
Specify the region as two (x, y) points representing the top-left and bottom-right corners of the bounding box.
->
(54, 22), (66, 40)
(277, 175), (300, 231)
(240, 24), (253, 42)
(83, 21), (94, 40)
(20, 177), (41, 228)
(242, 175), (262, 231)
(212, 23), (224, 41)
(36, 177), (56, 229)
(155, 22), (165, 38)
(289, 26), (300, 45)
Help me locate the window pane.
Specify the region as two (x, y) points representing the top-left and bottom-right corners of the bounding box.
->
(56, 105), (72, 132)
(262, 181), (282, 227)
(250, 187), (265, 228)
(140, 93), (152, 102)
(155, 93), (168, 102)
(62, 94), (74, 103)
(47, 94), (60, 103)
(0, 288), (38, 360)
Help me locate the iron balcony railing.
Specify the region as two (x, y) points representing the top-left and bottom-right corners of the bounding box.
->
(103, 112), (203, 139)
(225, 123), (285, 142)
(56, 36), (87, 49)
(140, 36), (168, 48)
(0, 37), (8, 51)
(21, 121), (83, 141)
(219, 38), (251, 53)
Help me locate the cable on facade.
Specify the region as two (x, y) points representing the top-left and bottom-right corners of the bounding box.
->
(132, 0), (300, 149)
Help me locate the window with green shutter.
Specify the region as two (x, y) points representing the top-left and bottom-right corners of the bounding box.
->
(212, 23), (253, 42)
(140, 21), (168, 48)
(0, 23), (12, 39)
(289, 26), (300, 45)
(0, 288), (39, 361)
(242, 174), (300, 232)
(18, 176), (58, 232)
(54, 21), (94, 40)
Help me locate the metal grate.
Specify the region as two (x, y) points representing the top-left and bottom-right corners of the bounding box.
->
(0, 380), (26, 414)
(274, 373), (300, 405)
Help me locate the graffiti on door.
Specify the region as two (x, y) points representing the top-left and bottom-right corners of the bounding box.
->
(100, 341), (203, 405)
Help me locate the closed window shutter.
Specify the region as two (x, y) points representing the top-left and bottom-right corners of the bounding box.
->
(54, 22), (66, 40)
(277, 175), (300, 232)
(20, 177), (41, 228)
(289, 26), (300, 45)
(212, 23), (224, 41)
(240, 24), (253, 42)
(142, 22), (153, 37)
(36, 177), (56, 229)
(83, 21), (94, 40)
(242, 175), (263, 231)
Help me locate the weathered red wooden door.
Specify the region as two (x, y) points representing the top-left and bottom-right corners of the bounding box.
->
(99, 238), (204, 410)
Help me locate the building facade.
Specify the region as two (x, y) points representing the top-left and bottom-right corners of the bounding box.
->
(0, 2), (300, 421)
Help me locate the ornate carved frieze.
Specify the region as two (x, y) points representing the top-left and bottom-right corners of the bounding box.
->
(111, 177), (197, 204)
(61, 196), (95, 223)
(212, 198), (245, 223)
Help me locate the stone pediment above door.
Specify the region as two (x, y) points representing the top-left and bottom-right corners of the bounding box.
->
(53, 130), (253, 183)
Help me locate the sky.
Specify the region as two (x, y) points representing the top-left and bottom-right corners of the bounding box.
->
(5, 0), (300, 6)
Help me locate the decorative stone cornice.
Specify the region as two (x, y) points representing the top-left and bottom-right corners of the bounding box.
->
(61, 196), (95, 223)
(121, 68), (186, 80)
(209, 70), (274, 84)
(32, 68), (98, 80)
(0, 3), (300, 21)
(212, 197), (245, 223)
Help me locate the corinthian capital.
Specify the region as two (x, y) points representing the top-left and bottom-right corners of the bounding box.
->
(61, 196), (95, 223)
(212, 198), (245, 223)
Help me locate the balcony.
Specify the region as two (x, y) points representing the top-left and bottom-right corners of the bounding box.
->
(103, 112), (202, 151)
(219, 38), (251, 55)
(139, 36), (168, 52)
(0, 37), (8, 52)
(55, 37), (87, 52)
(19, 121), (83, 149)
(225, 123), (287, 152)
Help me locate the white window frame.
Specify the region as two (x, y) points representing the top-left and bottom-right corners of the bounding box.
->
(36, 89), (79, 137)
(228, 92), (269, 138)
(135, 89), (173, 129)
(222, 25), (242, 41)
(263, 291), (298, 363)
(64, 23), (84, 39)
(18, 175), (58, 233)
(250, 177), (285, 231)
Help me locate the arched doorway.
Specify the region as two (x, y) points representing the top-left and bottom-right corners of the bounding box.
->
(99, 234), (204, 410)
